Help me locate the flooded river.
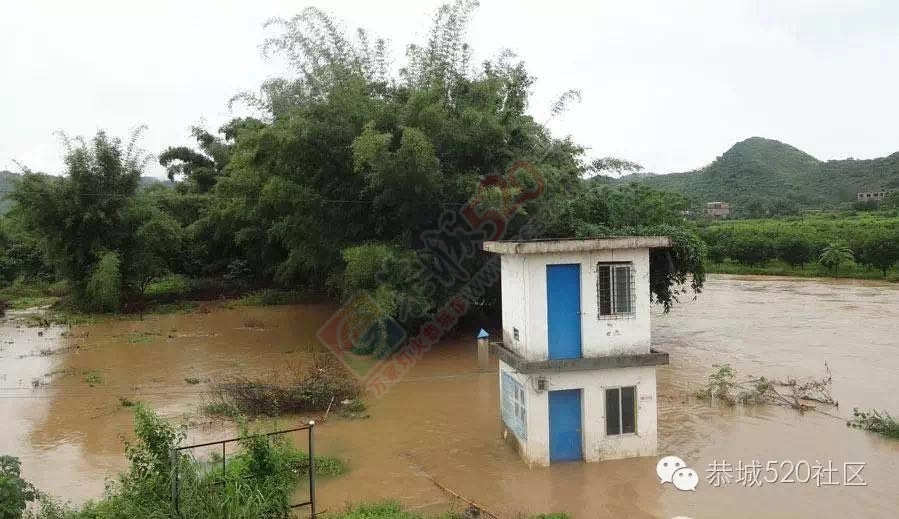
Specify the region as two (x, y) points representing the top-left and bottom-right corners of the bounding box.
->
(1, 275), (898, 518)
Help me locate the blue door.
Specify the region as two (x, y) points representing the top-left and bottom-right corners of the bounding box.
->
(546, 264), (582, 360)
(549, 389), (583, 462)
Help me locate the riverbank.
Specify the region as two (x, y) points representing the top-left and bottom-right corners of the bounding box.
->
(0, 275), (316, 326)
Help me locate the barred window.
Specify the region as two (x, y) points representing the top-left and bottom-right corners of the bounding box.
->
(597, 263), (635, 318)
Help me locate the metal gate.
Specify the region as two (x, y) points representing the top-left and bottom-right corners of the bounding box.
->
(171, 421), (317, 517)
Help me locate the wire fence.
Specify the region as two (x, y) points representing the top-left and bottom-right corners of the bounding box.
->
(171, 422), (317, 518)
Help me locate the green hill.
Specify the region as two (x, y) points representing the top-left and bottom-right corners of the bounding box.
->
(0, 171), (171, 214)
(615, 137), (899, 215)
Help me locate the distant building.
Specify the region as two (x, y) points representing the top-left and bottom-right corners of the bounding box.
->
(857, 191), (888, 202)
(483, 237), (670, 466)
(705, 201), (730, 219)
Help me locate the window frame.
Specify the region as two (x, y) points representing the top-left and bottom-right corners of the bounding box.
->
(501, 372), (527, 440)
(596, 262), (636, 319)
(605, 386), (638, 436)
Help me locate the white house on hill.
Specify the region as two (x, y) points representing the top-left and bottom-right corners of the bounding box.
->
(482, 237), (670, 466)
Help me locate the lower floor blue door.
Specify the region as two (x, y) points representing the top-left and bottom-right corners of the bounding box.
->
(549, 389), (583, 462)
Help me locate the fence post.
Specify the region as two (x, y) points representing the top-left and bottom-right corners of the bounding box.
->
(170, 448), (181, 519)
(308, 420), (316, 517)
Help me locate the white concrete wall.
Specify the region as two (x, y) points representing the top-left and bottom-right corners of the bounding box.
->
(499, 248), (652, 361)
(500, 255), (529, 358)
(500, 360), (659, 466)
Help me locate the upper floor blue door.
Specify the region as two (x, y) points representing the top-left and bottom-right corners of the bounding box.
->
(549, 389), (583, 462)
(546, 264), (582, 360)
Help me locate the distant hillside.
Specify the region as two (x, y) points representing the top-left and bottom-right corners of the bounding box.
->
(0, 171), (171, 214)
(614, 137), (899, 215)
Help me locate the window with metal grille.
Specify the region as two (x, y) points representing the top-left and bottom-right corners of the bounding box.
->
(597, 263), (635, 318)
(605, 386), (637, 435)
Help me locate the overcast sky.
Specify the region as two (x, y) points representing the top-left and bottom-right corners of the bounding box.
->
(2, 0), (898, 178)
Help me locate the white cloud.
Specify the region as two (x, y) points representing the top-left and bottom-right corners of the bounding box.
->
(1, 0), (897, 177)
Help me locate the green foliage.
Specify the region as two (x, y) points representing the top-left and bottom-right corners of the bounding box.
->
(854, 228), (899, 275)
(0, 456), (36, 519)
(143, 275), (191, 299)
(158, 123), (246, 193)
(335, 244), (430, 345)
(773, 233), (814, 267)
(695, 364), (737, 401)
(570, 216), (706, 311)
(86, 252), (121, 312)
(848, 408), (899, 438)
(10, 130), (183, 310)
(882, 192), (899, 210)
(818, 243), (854, 273)
(25, 405), (334, 519)
(82, 371), (103, 387)
(0, 216), (53, 287)
(2, 2), (705, 329)
(0, 170), (18, 214)
(0, 280), (65, 310)
(236, 289), (306, 306)
(700, 213), (899, 279)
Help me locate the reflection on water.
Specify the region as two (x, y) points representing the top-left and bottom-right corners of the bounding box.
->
(1, 275), (898, 518)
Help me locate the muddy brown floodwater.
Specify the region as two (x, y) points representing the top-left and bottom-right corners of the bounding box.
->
(1, 275), (898, 518)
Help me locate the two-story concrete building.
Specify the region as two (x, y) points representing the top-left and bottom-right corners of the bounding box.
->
(483, 237), (670, 466)
(705, 202), (730, 219)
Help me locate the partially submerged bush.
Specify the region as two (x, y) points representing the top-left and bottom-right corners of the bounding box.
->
(696, 363), (837, 410)
(207, 354), (361, 417)
(848, 408), (899, 438)
(25, 405), (341, 519)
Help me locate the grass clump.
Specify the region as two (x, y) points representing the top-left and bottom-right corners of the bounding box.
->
(237, 289), (307, 306)
(184, 377), (201, 385)
(336, 398), (369, 419)
(127, 331), (162, 344)
(202, 400), (241, 419)
(847, 408), (899, 438)
(206, 354), (361, 418)
(82, 371), (103, 387)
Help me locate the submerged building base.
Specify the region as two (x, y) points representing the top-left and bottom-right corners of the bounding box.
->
(499, 359), (660, 466)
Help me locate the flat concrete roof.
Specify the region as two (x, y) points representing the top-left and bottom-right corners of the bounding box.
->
(490, 342), (669, 373)
(482, 236), (671, 255)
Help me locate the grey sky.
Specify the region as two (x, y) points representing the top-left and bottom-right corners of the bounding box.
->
(2, 0), (898, 178)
